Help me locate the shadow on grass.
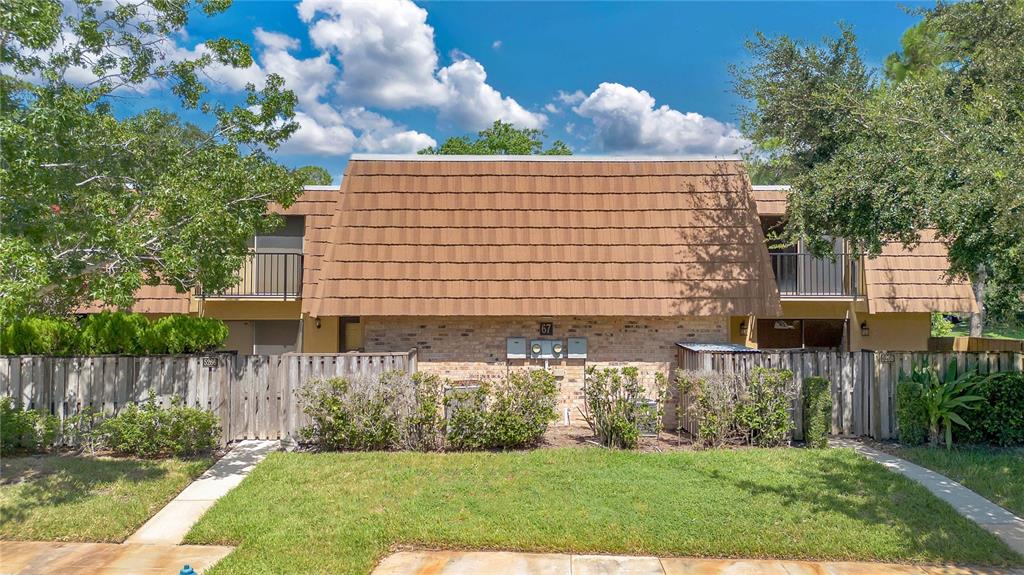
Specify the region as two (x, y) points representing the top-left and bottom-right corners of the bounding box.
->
(0, 454), (170, 528)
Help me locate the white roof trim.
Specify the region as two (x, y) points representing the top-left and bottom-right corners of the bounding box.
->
(349, 153), (743, 162)
(752, 184), (792, 191)
(302, 185), (340, 191)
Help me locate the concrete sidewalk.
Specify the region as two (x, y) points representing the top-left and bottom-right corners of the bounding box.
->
(835, 440), (1024, 557)
(0, 541), (233, 575)
(372, 550), (1024, 575)
(126, 439), (278, 545)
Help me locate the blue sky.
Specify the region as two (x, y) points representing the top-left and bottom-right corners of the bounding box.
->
(127, 1), (926, 181)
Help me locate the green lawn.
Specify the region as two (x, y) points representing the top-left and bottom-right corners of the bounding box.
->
(948, 324), (1024, 340)
(893, 446), (1024, 517)
(0, 454), (212, 542)
(186, 448), (1021, 574)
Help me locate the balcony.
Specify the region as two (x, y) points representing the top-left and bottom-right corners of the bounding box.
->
(769, 252), (860, 298)
(198, 252), (303, 299)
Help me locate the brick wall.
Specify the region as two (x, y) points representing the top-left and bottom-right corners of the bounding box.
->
(362, 315), (728, 424)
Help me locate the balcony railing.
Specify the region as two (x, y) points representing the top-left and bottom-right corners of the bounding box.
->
(770, 252), (860, 298)
(198, 252), (303, 299)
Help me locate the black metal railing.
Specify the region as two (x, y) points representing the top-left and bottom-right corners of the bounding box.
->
(769, 252), (860, 297)
(198, 252), (303, 299)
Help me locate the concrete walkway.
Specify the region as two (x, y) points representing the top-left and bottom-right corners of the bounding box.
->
(834, 439), (1024, 557)
(126, 439), (278, 545)
(372, 550), (1024, 575)
(0, 541), (233, 574)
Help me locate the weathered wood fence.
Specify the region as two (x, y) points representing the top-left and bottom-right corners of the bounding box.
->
(0, 350), (418, 445)
(678, 349), (1023, 440)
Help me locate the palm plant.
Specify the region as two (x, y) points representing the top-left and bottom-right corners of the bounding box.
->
(900, 359), (984, 449)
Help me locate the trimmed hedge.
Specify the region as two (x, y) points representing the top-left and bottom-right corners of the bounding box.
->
(802, 376), (831, 448)
(1, 312), (227, 356)
(896, 378), (929, 446)
(955, 372), (1024, 446)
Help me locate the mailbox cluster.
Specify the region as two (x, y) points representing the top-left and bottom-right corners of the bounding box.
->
(506, 337), (587, 360)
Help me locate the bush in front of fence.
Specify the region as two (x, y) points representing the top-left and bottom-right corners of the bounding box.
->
(955, 372), (1024, 447)
(300, 371), (447, 451)
(299, 369), (559, 452)
(0, 397), (59, 455)
(94, 397), (221, 457)
(801, 376), (831, 449)
(1, 311), (228, 356)
(675, 367), (796, 449)
(896, 360), (984, 449)
(581, 366), (667, 449)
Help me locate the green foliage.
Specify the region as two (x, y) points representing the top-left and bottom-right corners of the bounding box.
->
(293, 166), (333, 185)
(801, 376), (832, 449)
(955, 372), (1024, 447)
(733, 1), (1024, 323)
(896, 379), (929, 446)
(675, 368), (796, 449)
(96, 397), (220, 458)
(581, 367), (667, 449)
(0, 397), (59, 455)
(899, 360), (984, 448)
(445, 370), (560, 451)
(299, 371), (448, 452)
(419, 120), (572, 155)
(145, 315), (228, 354)
(1, 0), (305, 321)
(931, 313), (955, 337)
(1, 312), (228, 355)
(79, 311), (151, 355)
(0, 316), (78, 355)
(735, 367), (796, 447)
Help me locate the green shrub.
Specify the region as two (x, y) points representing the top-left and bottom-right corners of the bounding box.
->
(896, 378), (929, 445)
(898, 359), (984, 448)
(735, 367), (795, 447)
(145, 315), (228, 354)
(582, 366), (667, 449)
(96, 397), (220, 457)
(955, 372), (1024, 446)
(484, 370), (558, 449)
(299, 371), (445, 451)
(444, 370), (560, 451)
(802, 376), (832, 449)
(675, 367), (795, 449)
(1, 317), (78, 356)
(0, 397), (59, 454)
(444, 385), (490, 451)
(931, 312), (954, 337)
(79, 311), (150, 354)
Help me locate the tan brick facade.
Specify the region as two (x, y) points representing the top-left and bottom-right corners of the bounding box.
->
(362, 316), (728, 424)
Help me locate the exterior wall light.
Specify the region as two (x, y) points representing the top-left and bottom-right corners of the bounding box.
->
(860, 321), (869, 337)
(314, 317), (321, 329)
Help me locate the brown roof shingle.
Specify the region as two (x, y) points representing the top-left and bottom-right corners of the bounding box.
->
(864, 230), (978, 314)
(305, 157), (782, 317)
(270, 185), (344, 300)
(751, 185), (789, 216)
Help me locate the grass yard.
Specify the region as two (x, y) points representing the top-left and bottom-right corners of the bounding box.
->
(0, 454), (212, 542)
(949, 323), (1024, 340)
(186, 448), (1022, 575)
(893, 446), (1024, 517)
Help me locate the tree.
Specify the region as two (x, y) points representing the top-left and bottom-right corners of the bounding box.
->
(733, 1), (1024, 334)
(419, 120), (572, 155)
(1, 0), (305, 320)
(294, 166), (334, 185)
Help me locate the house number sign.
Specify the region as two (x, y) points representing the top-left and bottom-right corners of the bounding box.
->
(202, 357), (219, 368)
(539, 322), (554, 336)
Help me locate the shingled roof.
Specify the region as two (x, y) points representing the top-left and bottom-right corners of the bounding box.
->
(863, 230), (978, 314)
(305, 155), (783, 317)
(751, 185), (789, 216)
(271, 185), (343, 300)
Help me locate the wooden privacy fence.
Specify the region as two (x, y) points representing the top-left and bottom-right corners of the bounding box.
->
(0, 350), (418, 445)
(678, 349), (1023, 441)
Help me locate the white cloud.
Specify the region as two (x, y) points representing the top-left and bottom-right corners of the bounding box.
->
(492, 40), (502, 50)
(557, 89), (586, 105)
(544, 103), (560, 114)
(573, 82), (749, 156)
(279, 111), (358, 156)
(296, 0), (545, 130)
(344, 107), (437, 153)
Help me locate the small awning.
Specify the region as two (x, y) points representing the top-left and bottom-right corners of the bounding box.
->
(675, 342), (760, 353)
